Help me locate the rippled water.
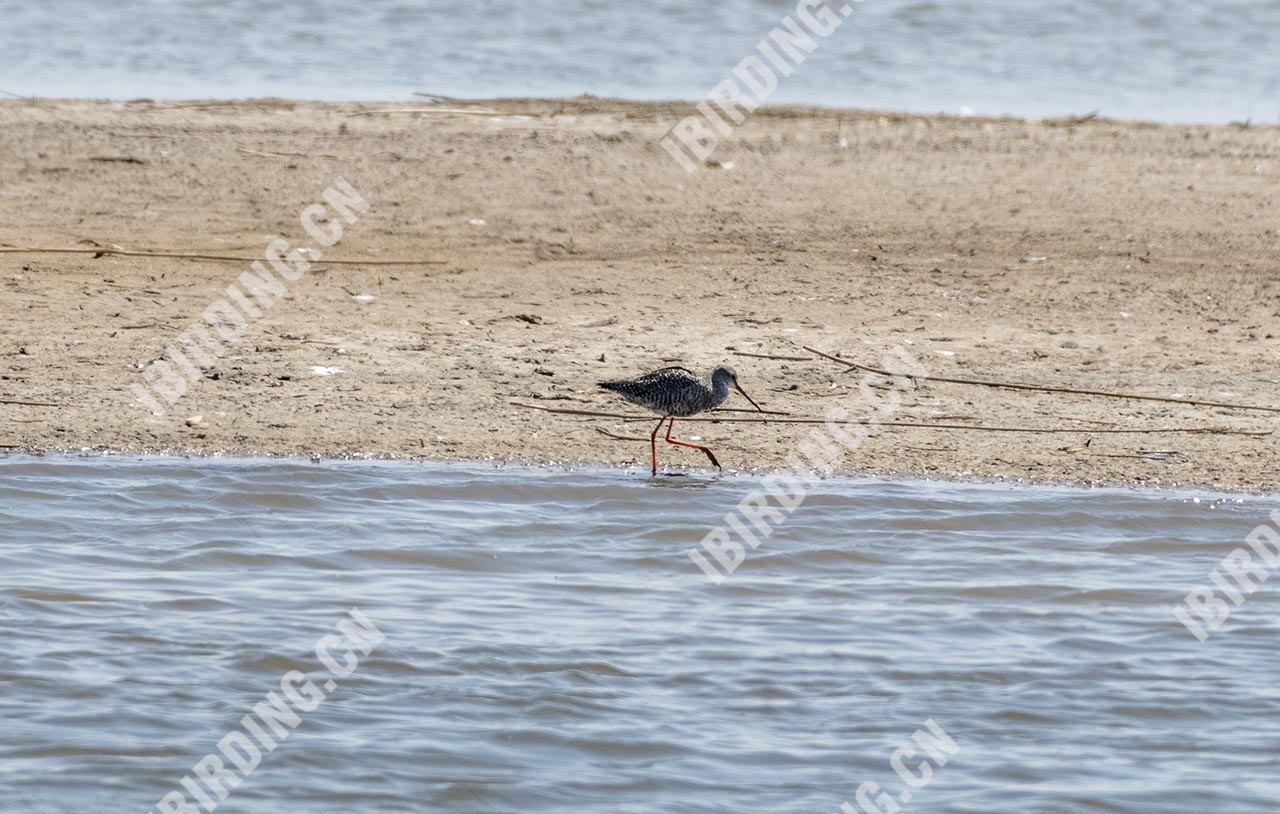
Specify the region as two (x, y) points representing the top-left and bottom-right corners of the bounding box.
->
(2, 455), (1280, 813)
(3, 0), (1278, 122)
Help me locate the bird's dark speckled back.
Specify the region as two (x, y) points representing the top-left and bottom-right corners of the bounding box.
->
(598, 366), (725, 417)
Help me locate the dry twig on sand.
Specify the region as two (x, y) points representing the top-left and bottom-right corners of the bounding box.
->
(730, 351), (813, 362)
(803, 346), (1280, 415)
(0, 398), (60, 407)
(0, 247), (447, 266)
(594, 428), (648, 442)
(510, 402), (1271, 436)
(237, 147), (354, 162)
(346, 107), (503, 118)
(703, 406), (792, 416)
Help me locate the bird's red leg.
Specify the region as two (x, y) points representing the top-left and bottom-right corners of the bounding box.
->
(649, 417), (666, 476)
(664, 418), (721, 470)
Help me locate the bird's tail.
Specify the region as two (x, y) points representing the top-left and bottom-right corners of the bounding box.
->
(597, 380), (626, 393)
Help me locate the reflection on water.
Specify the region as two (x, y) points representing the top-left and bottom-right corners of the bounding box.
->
(1, 454), (1278, 813)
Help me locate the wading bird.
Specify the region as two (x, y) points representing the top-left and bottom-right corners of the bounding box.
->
(598, 365), (763, 475)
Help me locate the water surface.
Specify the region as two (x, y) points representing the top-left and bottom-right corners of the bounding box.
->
(3, 0), (1277, 122)
(1, 455), (1278, 813)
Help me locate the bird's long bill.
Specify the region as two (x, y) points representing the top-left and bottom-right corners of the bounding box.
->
(734, 384), (764, 412)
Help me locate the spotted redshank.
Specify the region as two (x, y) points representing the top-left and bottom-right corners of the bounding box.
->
(598, 365), (762, 475)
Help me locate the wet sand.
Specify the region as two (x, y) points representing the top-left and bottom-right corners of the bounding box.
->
(1, 97), (1277, 489)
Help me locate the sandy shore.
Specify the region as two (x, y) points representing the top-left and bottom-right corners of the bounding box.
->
(1, 97), (1277, 489)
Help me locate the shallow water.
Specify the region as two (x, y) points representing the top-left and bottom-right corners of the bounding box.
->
(4, 0), (1278, 122)
(2, 455), (1279, 813)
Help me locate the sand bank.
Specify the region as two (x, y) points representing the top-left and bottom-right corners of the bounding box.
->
(1, 98), (1277, 489)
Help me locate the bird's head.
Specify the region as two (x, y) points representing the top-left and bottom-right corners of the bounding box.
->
(712, 365), (763, 412)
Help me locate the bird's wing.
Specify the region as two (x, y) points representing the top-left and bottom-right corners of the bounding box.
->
(647, 366), (701, 379)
